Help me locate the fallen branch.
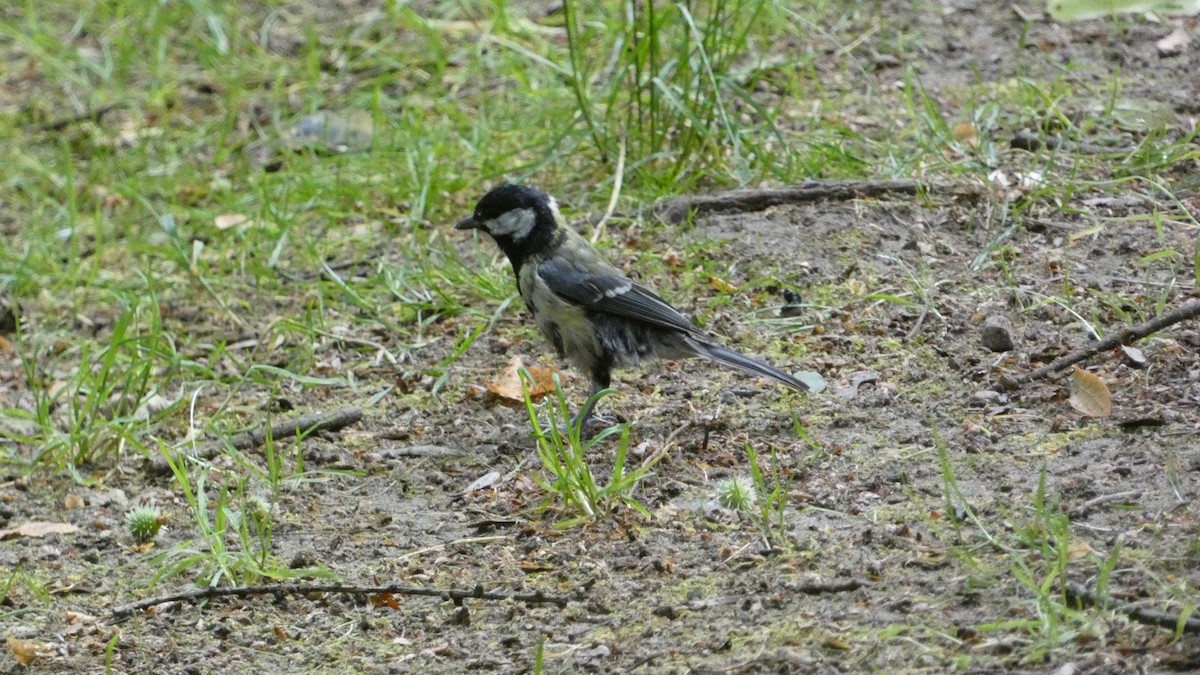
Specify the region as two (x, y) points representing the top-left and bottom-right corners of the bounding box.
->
(656, 179), (981, 224)
(149, 406), (363, 474)
(1000, 299), (1200, 390)
(109, 581), (570, 622)
(1064, 582), (1200, 634)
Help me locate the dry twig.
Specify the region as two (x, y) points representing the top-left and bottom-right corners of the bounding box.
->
(1000, 299), (1200, 390)
(1065, 582), (1200, 634)
(1068, 490), (1143, 518)
(36, 103), (124, 132)
(149, 406), (363, 474)
(656, 179), (982, 224)
(790, 579), (863, 595)
(110, 581), (570, 622)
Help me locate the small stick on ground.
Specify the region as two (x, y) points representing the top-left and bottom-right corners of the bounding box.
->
(904, 306), (930, 343)
(639, 419), (694, 470)
(378, 444), (467, 458)
(1000, 299), (1200, 390)
(1064, 582), (1200, 634)
(656, 179), (983, 224)
(149, 406), (363, 474)
(109, 581), (570, 622)
(791, 579), (863, 595)
(1068, 490), (1143, 519)
(36, 103), (124, 132)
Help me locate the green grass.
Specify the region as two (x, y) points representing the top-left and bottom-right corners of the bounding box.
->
(521, 369), (656, 527)
(0, 0), (897, 482)
(2, 0), (1200, 668)
(152, 438), (336, 588)
(742, 442), (792, 549)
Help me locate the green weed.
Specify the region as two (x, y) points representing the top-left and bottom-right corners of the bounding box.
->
(150, 440), (333, 588)
(520, 368), (656, 527)
(743, 443), (792, 550)
(563, 0), (794, 191)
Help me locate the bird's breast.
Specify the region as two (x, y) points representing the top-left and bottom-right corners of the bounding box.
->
(522, 272), (600, 371)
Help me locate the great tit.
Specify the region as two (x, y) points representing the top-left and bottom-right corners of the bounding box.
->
(456, 184), (809, 426)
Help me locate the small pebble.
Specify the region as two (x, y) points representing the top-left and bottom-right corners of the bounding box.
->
(972, 390), (1001, 403)
(1011, 131), (1060, 152)
(652, 605), (678, 620)
(980, 316), (1016, 352)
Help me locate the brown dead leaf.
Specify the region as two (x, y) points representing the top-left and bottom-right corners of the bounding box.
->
(708, 276), (737, 294)
(7, 636), (51, 667)
(822, 636), (851, 651)
(1067, 540), (1096, 562)
(1068, 367), (1113, 418)
(485, 356), (562, 404)
(0, 521), (81, 540)
(273, 626), (290, 641)
(952, 122), (979, 148)
(369, 593), (401, 610)
(65, 610), (98, 625)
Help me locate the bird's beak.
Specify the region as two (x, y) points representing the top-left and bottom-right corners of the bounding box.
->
(454, 216), (479, 231)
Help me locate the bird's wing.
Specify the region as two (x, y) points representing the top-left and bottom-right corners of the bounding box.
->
(536, 255), (699, 334)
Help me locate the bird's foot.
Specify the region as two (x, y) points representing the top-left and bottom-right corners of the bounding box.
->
(556, 412), (620, 441)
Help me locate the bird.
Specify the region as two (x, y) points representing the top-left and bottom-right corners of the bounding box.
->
(455, 183), (809, 428)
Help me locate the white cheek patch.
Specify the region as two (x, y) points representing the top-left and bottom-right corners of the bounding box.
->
(486, 208), (537, 240)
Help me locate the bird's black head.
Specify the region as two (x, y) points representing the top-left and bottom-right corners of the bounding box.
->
(455, 184), (562, 263)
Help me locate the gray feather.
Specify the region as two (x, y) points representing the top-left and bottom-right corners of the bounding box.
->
(684, 337), (810, 393)
(537, 250), (698, 335)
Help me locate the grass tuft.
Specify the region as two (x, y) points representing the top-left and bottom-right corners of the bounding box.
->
(520, 368), (656, 527)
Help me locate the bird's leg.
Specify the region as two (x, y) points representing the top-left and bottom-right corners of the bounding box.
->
(562, 389), (611, 437)
(562, 371), (617, 438)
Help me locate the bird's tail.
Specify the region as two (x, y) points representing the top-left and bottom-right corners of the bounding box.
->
(687, 338), (810, 393)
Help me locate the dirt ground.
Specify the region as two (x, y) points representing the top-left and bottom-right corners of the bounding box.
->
(3, 3), (1200, 674)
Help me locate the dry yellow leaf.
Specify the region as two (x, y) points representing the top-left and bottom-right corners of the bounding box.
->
(1067, 540), (1096, 562)
(64, 610), (98, 625)
(7, 636), (49, 667)
(485, 356), (563, 404)
(952, 122), (979, 148)
(708, 276), (737, 294)
(1068, 367), (1112, 418)
(369, 593), (401, 611)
